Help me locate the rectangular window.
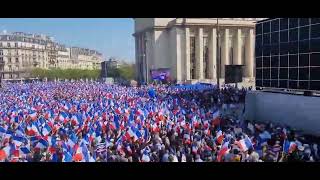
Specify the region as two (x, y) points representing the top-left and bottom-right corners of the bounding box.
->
(15, 43), (18, 48)
(310, 53), (320, 66)
(289, 81), (298, 89)
(299, 40), (309, 53)
(271, 80), (279, 87)
(280, 55), (288, 67)
(271, 32), (279, 44)
(271, 68), (279, 79)
(280, 30), (288, 42)
(310, 67), (320, 80)
(263, 56), (270, 68)
(311, 18), (320, 24)
(16, 58), (19, 63)
(256, 35), (262, 48)
(310, 81), (320, 90)
(279, 68), (288, 79)
(289, 68), (298, 80)
(311, 24), (320, 38)
(0, 50), (3, 55)
(8, 58), (12, 63)
(271, 19), (279, 32)
(256, 57), (262, 68)
(280, 18), (289, 30)
(300, 18), (310, 26)
(263, 68), (270, 79)
(263, 80), (271, 87)
(289, 18), (299, 28)
(280, 42), (289, 55)
(299, 54), (309, 67)
(299, 26), (310, 40)
(256, 79), (262, 86)
(288, 41), (298, 54)
(263, 45), (270, 56)
(263, 21), (271, 34)
(256, 24), (262, 35)
(263, 33), (270, 45)
(299, 80), (309, 89)
(289, 28), (298, 42)
(271, 56), (279, 67)
(256, 69), (262, 78)
(270, 43), (279, 55)
(299, 68), (309, 80)
(7, 43), (11, 47)
(289, 55), (298, 67)
(310, 38), (320, 53)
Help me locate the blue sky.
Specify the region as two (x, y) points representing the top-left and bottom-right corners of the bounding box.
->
(0, 18), (135, 62)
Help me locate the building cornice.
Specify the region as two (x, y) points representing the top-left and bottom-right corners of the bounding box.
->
(133, 18), (259, 36)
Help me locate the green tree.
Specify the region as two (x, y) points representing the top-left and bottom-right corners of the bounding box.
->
(30, 68), (101, 80)
(118, 64), (135, 80)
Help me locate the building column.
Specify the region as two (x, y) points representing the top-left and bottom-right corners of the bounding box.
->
(245, 28), (254, 78)
(176, 28), (182, 82)
(185, 27), (191, 80)
(221, 28), (229, 78)
(233, 28), (242, 65)
(196, 28), (204, 79)
(208, 28), (217, 80)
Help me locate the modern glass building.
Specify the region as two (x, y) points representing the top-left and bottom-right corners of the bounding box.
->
(255, 18), (320, 91)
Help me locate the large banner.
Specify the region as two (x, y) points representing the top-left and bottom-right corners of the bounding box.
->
(150, 68), (170, 81)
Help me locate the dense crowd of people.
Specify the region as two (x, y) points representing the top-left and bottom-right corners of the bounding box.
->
(0, 81), (319, 162)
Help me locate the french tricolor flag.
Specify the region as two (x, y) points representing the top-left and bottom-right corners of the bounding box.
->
(20, 146), (31, 155)
(212, 110), (221, 125)
(217, 141), (229, 162)
(71, 115), (80, 126)
(192, 145), (198, 154)
(35, 139), (49, 149)
(63, 151), (73, 162)
(125, 127), (136, 141)
(238, 137), (253, 152)
(29, 112), (37, 121)
(283, 140), (297, 153)
(1, 146), (11, 159)
(151, 123), (160, 133)
(42, 124), (52, 136)
(289, 142), (297, 153)
(67, 138), (76, 149)
(27, 123), (39, 136)
(13, 136), (26, 147)
(216, 130), (224, 145)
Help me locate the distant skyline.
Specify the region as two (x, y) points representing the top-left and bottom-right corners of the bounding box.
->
(0, 18), (135, 63)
